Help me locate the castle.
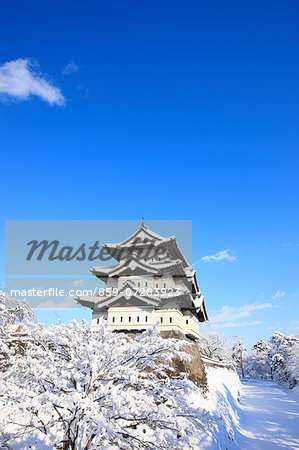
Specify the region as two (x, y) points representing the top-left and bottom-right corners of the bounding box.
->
(76, 220), (208, 340)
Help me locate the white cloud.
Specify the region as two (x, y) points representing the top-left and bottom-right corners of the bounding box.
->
(200, 249), (236, 263)
(211, 320), (260, 329)
(37, 298), (75, 309)
(0, 58), (65, 105)
(271, 290), (286, 299)
(210, 302), (272, 324)
(289, 320), (299, 331)
(62, 61), (79, 75)
(71, 279), (84, 287)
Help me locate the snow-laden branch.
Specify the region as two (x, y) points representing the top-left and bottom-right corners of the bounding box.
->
(0, 310), (208, 449)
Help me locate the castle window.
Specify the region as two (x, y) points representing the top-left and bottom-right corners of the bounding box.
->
(163, 283), (166, 288)
(160, 317), (163, 323)
(145, 316), (148, 322)
(138, 282), (140, 287)
(97, 318), (99, 324)
(169, 317), (172, 323)
(186, 319), (189, 325)
(112, 317), (115, 323)
(129, 316), (131, 322)
(137, 316), (139, 322)
(145, 282), (148, 287)
(156, 284), (158, 288)
(120, 317), (123, 323)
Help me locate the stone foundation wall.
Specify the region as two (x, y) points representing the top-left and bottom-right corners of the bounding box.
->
(160, 330), (207, 390)
(116, 328), (207, 390)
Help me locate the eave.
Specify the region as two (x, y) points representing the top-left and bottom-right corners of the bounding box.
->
(91, 258), (187, 278)
(76, 281), (194, 311)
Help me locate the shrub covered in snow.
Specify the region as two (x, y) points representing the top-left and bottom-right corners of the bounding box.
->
(0, 319), (205, 449)
(0, 291), (245, 449)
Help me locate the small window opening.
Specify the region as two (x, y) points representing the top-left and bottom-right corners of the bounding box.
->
(170, 317), (172, 323)
(145, 316), (148, 322)
(156, 284), (158, 288)
(160, 317), (163, 323)
(186, 319), (189, 325)
(129, 316), (131, 322)
(137, 316), (139, 322)
(97, 318), (100, 324)
(120, 317), (123, 323)
(112, 317), (115, 323)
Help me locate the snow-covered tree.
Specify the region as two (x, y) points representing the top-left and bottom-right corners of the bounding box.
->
(198, 330), (232, 363)
(269, 331), (299, 387)
(0, 290), (33, 327)
(238, 331), (299, 387)
(0, 290), (35, 371)
(0, 316), (212, 449)
(232, 336), (247, 378)
(246, 339), (272, 379)
(288, 343), (299, 387)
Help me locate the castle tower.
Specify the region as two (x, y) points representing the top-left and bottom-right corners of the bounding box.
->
(76, 220), (208, 340)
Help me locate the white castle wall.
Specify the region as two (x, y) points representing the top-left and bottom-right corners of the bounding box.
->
(91, 306), (200, 339)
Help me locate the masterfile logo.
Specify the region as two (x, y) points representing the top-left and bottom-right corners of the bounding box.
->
(5, 220), (192, 308)
(6, 220), (192, 275)
(25, 237), (169, 263)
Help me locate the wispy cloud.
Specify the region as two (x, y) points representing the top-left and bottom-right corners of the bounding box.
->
(0, 58), (65, 105)
(62, 61), (79, 75)
(211, 320), (260, 329)
(210, 302), (272, 324)
(76, 84), (89, 98)
(289, 320), (299, 331)
(37, 298), (75, 309)
(271, 290), (286, 299)
(281, 243), (299, 248)
(71, 279), (84, 287)
(200, 249), (237, 263)
(281, 243), (291, 249)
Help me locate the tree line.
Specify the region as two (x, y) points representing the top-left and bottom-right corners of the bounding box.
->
(199, 330), (299, 388)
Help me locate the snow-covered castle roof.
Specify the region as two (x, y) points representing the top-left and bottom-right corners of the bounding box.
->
(76, 220), (208, 322)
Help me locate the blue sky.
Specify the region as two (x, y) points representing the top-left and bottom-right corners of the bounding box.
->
(1, 1), (298, 348)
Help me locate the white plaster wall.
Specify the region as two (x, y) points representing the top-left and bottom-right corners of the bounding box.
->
(91, 310), (108, 329)
(91, 306), (200, 339)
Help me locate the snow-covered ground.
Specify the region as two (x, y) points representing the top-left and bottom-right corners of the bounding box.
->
(235, 379), (299, 449)
(188, 366), (242, 449)
(194, 368), (299, 449)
